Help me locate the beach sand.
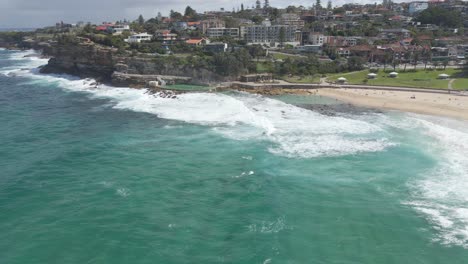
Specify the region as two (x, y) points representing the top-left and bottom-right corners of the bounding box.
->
(316, 88), (468, 120)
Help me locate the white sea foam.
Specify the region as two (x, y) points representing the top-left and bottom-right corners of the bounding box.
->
(406, 116), (468, 248)
(3, 50), (394, 158)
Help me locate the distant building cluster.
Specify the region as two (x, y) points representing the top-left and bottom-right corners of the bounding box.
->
(55, 0), (468, 65)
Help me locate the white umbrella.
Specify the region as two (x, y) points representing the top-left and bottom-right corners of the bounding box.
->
(337, 77), (347, 82)
(438, 73), (450, 79)
(367, 73), (377, 79)
(389, 72), (398, 77)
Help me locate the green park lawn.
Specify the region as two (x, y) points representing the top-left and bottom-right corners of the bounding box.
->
(327, 68), (468, 90)
(282, 75), (321, 83)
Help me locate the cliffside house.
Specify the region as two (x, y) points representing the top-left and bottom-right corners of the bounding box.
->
(96, 23), (114, 32)
(155, 30), (178, 42)
(112, 24), (130, 35)
(125, 33), (153, 43)
(186, 38), (210, 46)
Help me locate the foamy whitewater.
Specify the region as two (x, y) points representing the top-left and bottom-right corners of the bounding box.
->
(1, 49), (468, 263)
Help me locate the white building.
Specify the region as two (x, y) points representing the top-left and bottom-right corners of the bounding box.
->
(246, 25), (300, 46)
(408, 2), (429, 14)
(125, 33), (153, 43)
(207, 28), (240, 38)
(112, 24), (130, 35)
(307, 33), (328, 46)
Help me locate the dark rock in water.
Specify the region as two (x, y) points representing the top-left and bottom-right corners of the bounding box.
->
(145, 89), (178, 99)
(297, 103), (382, 116)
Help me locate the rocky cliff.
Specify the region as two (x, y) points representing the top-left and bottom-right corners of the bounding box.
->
(40, 42), (116, 80)
(39, 40), (229, 86)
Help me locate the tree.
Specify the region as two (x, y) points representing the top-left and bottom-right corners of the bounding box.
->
(392, 58), (399, 71)
(279, 27), (286, 47)
(138, 15), (145, 25)
(241, 4), (244, 11)
(347, 56), (364, 71)
(184, 6), (197, 17)
(442, 58), (449, 70)
(170, 10), (183, 20)
(252, 16), (263, 24)
(422, 49), (432, 70)
(264, 0), (270, 9)
(412, 51), (420, 70)
(403, 51), (411, 72)
(256, 0), (261, 9)
(382, 52), (393, 72)
(316, 0), (322, 9)
(416, 6), (462, 28)
(327, 0), (332, 10)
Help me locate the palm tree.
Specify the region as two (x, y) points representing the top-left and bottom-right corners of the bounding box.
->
(383, 52), (392, 72)
(422, 49), (432, 70)
(412, 51), (420, 70)
(442, 58), (449, 70)
(403, 51), (411, 72)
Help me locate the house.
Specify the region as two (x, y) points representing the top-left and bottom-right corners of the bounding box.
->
(337, 47), (351, 57)
(186, 38), (209, 46)
(112, 24), (130, 35)
(203, 42), (228, 53)
(200, 19), (225, 34)
(187, 21), (201, 30)
(349, 45), (373, 59)
(125, 33), (153, 43)
(306, 32), (328, 46)
(378, 29), (411, 40)
(155, 30), (177, 42)
(277, 13), (305, 28)
(96, 23), (114, 32)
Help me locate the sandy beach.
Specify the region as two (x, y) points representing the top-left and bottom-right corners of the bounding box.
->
(316, 88), (468, 120)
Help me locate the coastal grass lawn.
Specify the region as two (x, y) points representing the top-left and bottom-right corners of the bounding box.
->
(256, 62), (271, 73)
(452, 78), (468, 90)
(270, 52), (304, 60)
(281, 75), (321, 83)
(327, 68), (468, 90)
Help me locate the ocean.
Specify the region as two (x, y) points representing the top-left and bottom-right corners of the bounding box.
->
(1, 48), (468, 263)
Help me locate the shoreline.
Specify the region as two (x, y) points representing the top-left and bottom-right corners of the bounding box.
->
(315, 88), (468, 120)
(6, 48), (468, 120)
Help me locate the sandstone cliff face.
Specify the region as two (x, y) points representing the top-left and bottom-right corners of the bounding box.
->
(116, 56), (228, 84)
(39, 41), (231, 86)
(40, 42), (116, 80)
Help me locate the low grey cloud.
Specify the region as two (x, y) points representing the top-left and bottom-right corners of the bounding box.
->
(0, 0), (389, 28)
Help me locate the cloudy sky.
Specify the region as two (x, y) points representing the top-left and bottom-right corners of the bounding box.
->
(0, 0), (393, 28)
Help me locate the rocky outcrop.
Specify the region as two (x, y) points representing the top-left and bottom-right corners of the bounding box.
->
(38, 40), (230, 86)
(111, 72), (192, 88)
(40, 42), (116, 80)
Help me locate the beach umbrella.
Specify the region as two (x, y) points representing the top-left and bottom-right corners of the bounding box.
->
(438, 73), (450, 79)
(389, 72), (398, 77)
(337, 77), (347, 82)
(367, 73), (377, 79)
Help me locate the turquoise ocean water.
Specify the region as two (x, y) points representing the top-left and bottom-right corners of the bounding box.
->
(1, 48), (468, 263)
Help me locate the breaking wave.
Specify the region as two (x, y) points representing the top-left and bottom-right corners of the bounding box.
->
(1, 51), (394, 159)
(406, 116), (468, 248)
